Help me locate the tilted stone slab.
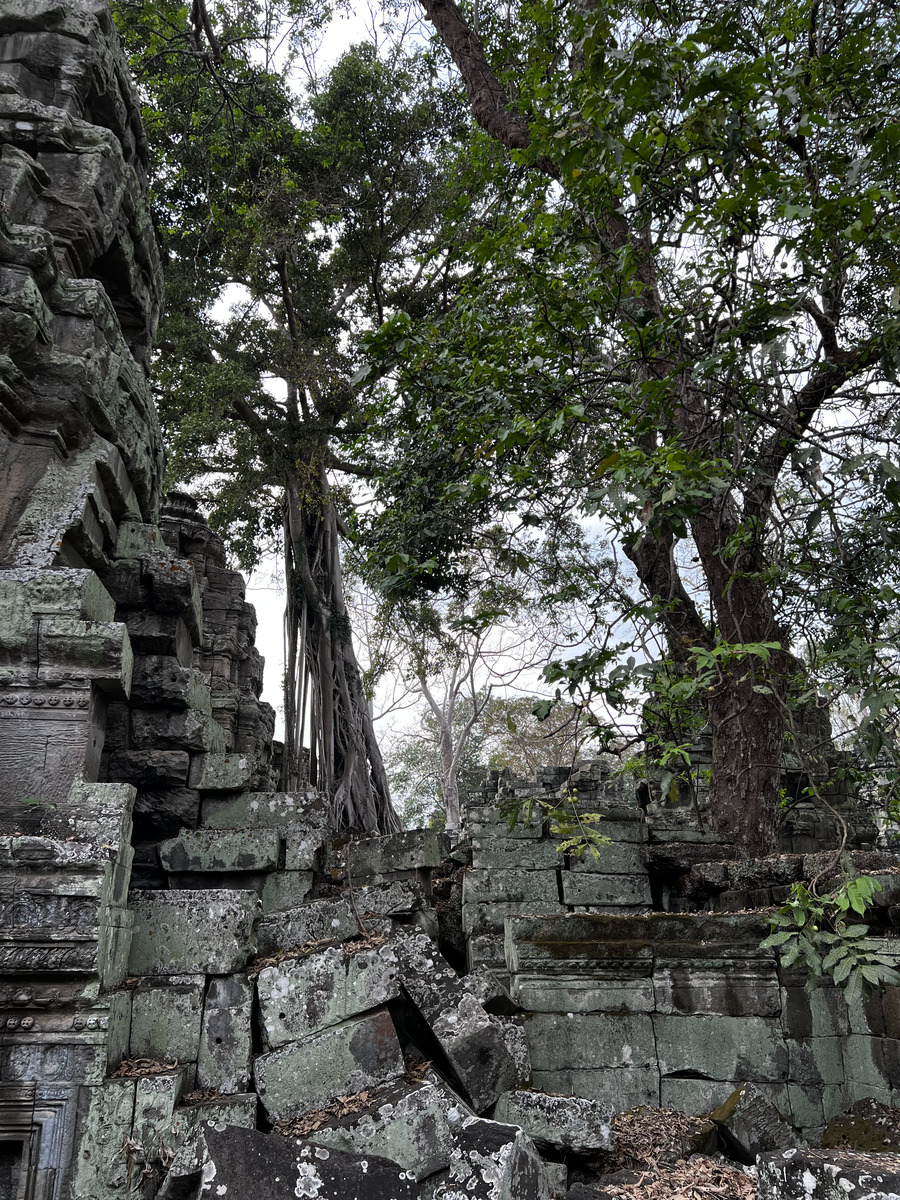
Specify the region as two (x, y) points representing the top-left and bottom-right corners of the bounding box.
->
(256, 942), (400, 1047)
(160, 1124), (417, 1200)
(256, 898), (358, 956)
(757, 1148), (900, 1200)
(436, 1115), (552, 1200)
(353, 879), (429, 916)
(493, 1090), (614, 1153)
(309, 1076), (470, 1181)
(127, 889), (259, 974)
(253, 1008), (404, 1121)
(396, 932), (518, 1112)
(158, 827), (279, 873)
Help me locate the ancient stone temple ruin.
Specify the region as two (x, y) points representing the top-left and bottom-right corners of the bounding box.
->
(1, 4), (899, 1199)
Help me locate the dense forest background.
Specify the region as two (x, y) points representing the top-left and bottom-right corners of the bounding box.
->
(114, 0), (900, 849)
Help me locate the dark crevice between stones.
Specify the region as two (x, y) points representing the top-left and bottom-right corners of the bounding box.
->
(388, 991), (472, 1108)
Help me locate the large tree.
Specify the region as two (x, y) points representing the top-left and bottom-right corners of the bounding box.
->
(115, 0), (466, 832)
(361, 0), (900, 854)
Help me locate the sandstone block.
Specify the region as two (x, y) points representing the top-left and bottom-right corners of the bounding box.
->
(127, 889), (259, 974)
(396, 932), (517, 1112)
(202, 788), (326, 829)
(494, 1090), (614, 1153)
(463, 868), (561, 905)
(253, 1008), (404, 1120)
(560, 872), (652, 907)
(308, 1076), (469, 1181)
(525, 1012), (656, 1071)
(438, 1115), (552, 1200)
(256, 898), (358, 955)
(261, 870), (313, 912)
(158, 827), (279, 873)
(257, 942), (400, 1047)
(757, 1148), (900, 1200)
(653, 1014), (789, 1082)
(129, 976), (204, 1062)
(197, 974), (253, 1093)
(189, 752), (252, 792)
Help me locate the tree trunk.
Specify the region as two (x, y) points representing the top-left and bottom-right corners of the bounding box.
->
(438, 721), (461, 832)
(284, 467), (399, 834)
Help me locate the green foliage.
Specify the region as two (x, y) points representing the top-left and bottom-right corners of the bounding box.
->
(500, 789), (612, 859)
(760, 877), (900, 1003)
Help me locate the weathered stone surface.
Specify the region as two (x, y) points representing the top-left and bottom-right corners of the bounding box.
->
(710, 1082), (802, 1158)
(353, 879), (429, 916)
(654, 1014), (788, 1082)
(308, 1076), (469, 1181)
(471, 838), (564, 870)
(69, 1078), (137, 1200)
(127, 889), (259, 974)
(162, 1124), (418, 1200)
(167, 1092), (258, 1144)
(253, 1008), (404, 1121)
(158, 827), (279, 872)
(530, 1067), (660, 1111)
(256, 898), (358, 955)
(493, 1090), (614, 1153)
(202, 788), (326, 829)
(464, 868), (561, 905)
(256, 942), (400, 1047)
(132, 1068), (189, 1156)
(757, 1148), (900, 1199)
(561, 872), (652, 907)
(197, 974), (253, 1093)
(129, 975), (204, 1062)
(823, 1098), (900, 1153)
(396, 932), (518, 1112)
(261, 869), (313, 912)
(338, 828), (450, 876)
(436, 1115), (552, 1200)
(189, 751), (252, 791)
(525, 1012), (656, 1071)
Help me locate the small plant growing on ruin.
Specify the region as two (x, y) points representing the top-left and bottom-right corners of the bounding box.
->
(501, 789), (611, 859)
(761, 877), (900, 1003)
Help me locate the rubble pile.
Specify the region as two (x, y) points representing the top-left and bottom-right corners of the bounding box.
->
(0, 1), (899, 1198)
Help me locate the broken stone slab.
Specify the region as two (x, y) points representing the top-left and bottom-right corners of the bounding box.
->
(395, 931), (518, 1113)
(493, 1090), (614, 1154)
(253, 1007), (405, 1121)
(491, 1014), (532, 1086)
(256, 898), (359, 955)
(256, 941), (401, 1047)
(197, 974), (253, 1093)
(129, 975), (204, 1062)
(127, 889), (259, 974)
(159, 1123), (418, 1200)
(710, 1082), (803, 1159)
(168, 1092), (258, 1146)
(132, 1068), (191, 1161)
(435, 1114), (552, 1200)
(158, 827), (279, 873)
(465, 966), (520, 1016)
(304, 1076), (470, 1182)
(757, 1148), (900, 1199)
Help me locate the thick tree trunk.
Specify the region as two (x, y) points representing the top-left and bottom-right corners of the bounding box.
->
(284, 469), (399, 834)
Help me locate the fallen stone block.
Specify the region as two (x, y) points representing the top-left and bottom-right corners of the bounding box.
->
(296, 1076), (469, 1181)
(159, 1123), (417, 1199)
(168, 1092), (258, 1145)
(197, 974), (253, 1093)
(353, 879), (429, 916)
(253, 1008), (404, 1121)
(757, 1148), (900, 1199)
(127, 889), (259, 974)
(158, 827), (279, 872)
(436, 1114), (552, 1200)
(395, 932), (518, 1112)
(256, 898), (358, 955)
(710, 1082), (802, 1159)
(256, 942), (400, 1047)
(493, 1090), (614, 1153)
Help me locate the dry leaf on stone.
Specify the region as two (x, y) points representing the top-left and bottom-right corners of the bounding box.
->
(111, 1057), (178, 1078)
